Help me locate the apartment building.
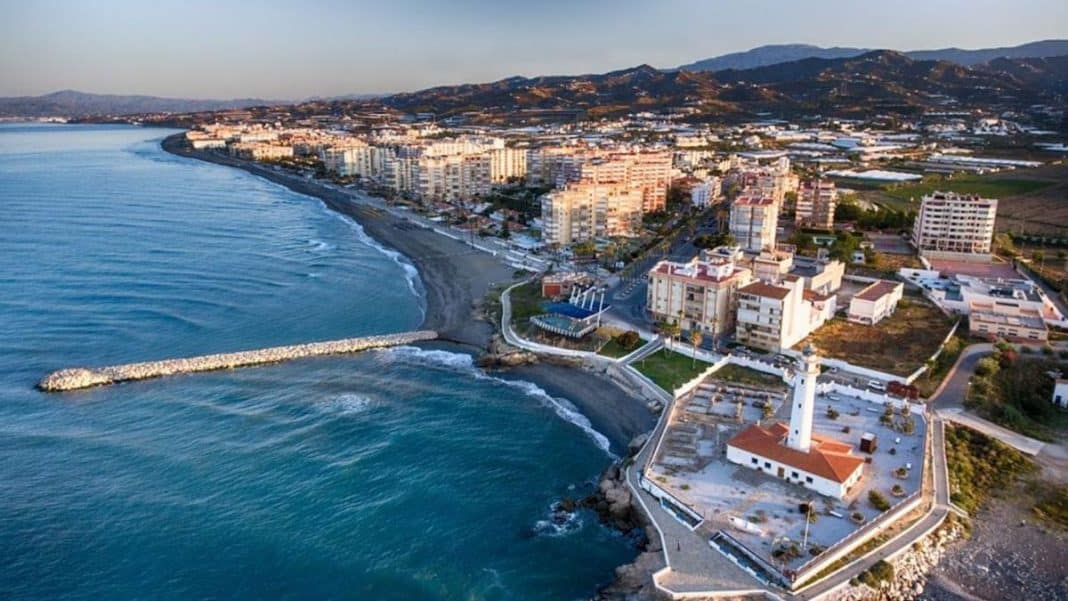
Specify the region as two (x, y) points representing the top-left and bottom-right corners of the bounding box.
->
(912, 191), (997, 261)
(229, 142), (293, 161)
(730, 196), (778, 253)
(690, 177), (722, 208)
(735, 277), (835, 352)
(489, 147), (528, 183)
(796, 179), (838, 229)
(646, 256), (753, 338)
(540, 182), (643, 246)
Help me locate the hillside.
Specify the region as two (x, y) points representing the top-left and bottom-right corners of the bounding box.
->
(678, 39), (1068, 72)
(0, 90), (279, 118)
(322, 51), (1066, 123)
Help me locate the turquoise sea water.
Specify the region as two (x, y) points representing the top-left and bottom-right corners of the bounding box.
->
(0, 124), (634, 600)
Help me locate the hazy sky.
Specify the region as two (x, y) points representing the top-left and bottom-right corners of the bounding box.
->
(1, 0), (1065, 99)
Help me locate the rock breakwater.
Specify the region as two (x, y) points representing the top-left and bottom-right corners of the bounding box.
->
(38, 330), (438, 391)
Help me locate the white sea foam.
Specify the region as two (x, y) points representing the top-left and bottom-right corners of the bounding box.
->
(306, 238), (333, 252)
(323, 207), (425, 316)
(321, 393), (376, 415)
(533, 501), (583, 537)
(379, 345), (614, 456)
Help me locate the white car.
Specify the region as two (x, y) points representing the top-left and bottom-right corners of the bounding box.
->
(868, 380), (886, 391)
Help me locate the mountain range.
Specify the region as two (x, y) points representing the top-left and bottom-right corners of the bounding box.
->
(676, 39), (1068, 72)
(4, 40), (1067, 122)
(0, 90), (279, 119)
(333, 50), (1067, 124)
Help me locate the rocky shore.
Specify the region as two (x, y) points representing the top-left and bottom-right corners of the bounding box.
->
(39, 330), (437, 391)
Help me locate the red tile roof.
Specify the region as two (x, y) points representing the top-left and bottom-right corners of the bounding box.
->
(739, 281), (791, 300)
(728, 422), (865, 483)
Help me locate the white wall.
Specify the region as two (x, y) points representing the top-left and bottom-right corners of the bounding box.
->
(726, 445), (850, 498)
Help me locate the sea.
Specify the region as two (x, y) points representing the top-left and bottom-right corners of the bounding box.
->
(0, 124), (635, 600)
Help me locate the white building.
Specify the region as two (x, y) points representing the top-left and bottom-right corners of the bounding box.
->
(727, 347), (865, 499)
(690, 177), (722, 208)
(848, 280), (904, 325)
(735, 277), (836, 352)
(912, 192), (997, 262)
(646, 256), (753, 338)
(1054, 379), (1068, 409)
(730, 196), (778, 253)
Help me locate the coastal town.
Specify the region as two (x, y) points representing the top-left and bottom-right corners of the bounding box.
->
(152, 99), (1068, 601)
(5, 9), (1068, 600)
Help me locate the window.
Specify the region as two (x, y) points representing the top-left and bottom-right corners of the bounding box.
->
(791, 471), (799, 479)
(806, 476), (813, 484)
(764, 461), (771, 469)
(751, 457), (758, 465)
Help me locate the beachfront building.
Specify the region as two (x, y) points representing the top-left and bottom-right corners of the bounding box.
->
(847, 280), (904, 325)
(911, 192), (997, 262)
(735, 278), (836, 352)
(229, 142), (294, 161)
(539, 181), (643, 246)
(730, 196), (778, 253)
(727, 347), (865, 499)
(646, 255), (753, 339)
(796, 179), (837, 230)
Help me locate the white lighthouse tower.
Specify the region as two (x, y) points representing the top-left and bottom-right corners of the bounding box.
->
(787, 344), (821, 452)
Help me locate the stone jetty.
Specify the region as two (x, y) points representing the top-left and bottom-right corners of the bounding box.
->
(38, 330), (438, 392)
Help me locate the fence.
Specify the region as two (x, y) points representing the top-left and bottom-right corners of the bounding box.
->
(903, 318), (961, 384)
(791, 490), (924, 588)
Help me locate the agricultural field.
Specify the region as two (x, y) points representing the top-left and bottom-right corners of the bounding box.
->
(859, 164), (1068, 235)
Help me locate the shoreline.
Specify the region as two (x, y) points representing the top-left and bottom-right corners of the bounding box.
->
(158, 133), (656, 453)
(160, 133), (662, 598)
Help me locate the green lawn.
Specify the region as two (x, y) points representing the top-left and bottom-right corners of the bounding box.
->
(598, 338), (637, 358)
(709, 364), (787, 390)
(508, 281), (544, 323)
(881, 174), (1053, 202)
(633, 350), (711, 393)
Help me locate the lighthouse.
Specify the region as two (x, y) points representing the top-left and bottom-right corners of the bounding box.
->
(787, 344), (820, 452)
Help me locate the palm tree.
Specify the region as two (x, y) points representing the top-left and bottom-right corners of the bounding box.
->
(690, 330), (704, 368)
(658, 320), (680, 357)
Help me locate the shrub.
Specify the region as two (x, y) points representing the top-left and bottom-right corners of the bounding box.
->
(827, 406), (840, 420)
(892, 484), (905, 496)
(858, 560), (895, 587)
(851, 511), (865, 523)
(975, 357), (1000, 377)
(616, 330), (641, 351)
(869, 490), (891, 512)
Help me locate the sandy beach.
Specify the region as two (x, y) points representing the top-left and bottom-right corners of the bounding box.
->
(160, 133), (655, 452)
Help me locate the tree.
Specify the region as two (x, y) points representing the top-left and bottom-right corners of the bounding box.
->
(658, 320), (680, 356)
(762, 402), (775, 421)
(690, 330), (704, 368)
(500, 220), (511, 239)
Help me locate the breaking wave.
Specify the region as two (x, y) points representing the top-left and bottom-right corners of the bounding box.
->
(379, 345), (614, 456)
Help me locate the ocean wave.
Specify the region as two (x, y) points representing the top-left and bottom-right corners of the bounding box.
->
(322, 207), (425, 316)
(531, 500), (583, 537)
(378, 346), (614, 456)
(306, 238), (333, 252)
